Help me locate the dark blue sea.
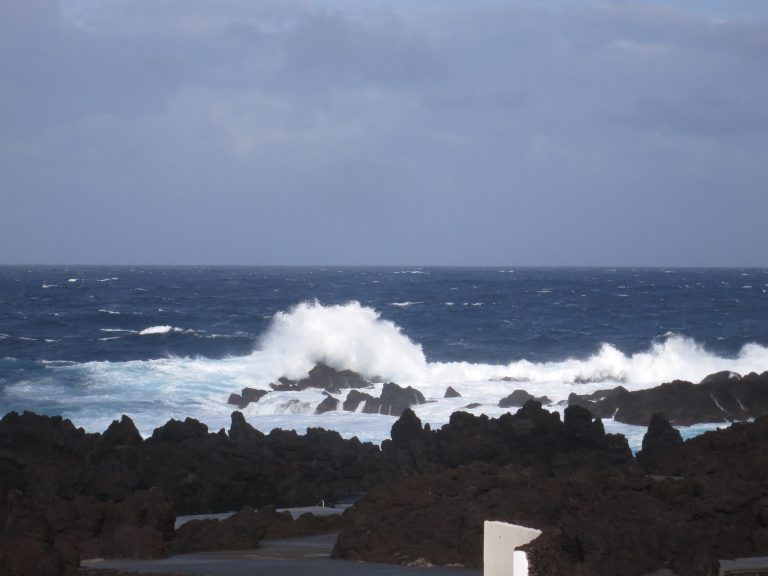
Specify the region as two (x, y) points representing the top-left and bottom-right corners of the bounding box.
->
(1, 266), (767, 448)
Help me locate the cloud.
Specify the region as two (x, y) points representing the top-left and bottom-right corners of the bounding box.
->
(1, 0), (767, 265)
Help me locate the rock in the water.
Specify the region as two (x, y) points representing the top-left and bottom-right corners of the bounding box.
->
(444, 386), (462, 398)
(343, 390), (375, 412)
(363, 382), (426, 417)
(499, 389), (551, 408)
(228, 388), (269, 409)
(568, 371), (768, 426)
(270, 364), (373, 394)
(316, 394), (340, 414)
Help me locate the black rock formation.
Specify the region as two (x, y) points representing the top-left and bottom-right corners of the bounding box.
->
(270, 364), (373, 394)
(499, 389), (552, 407)
(568, 371), (768, 426)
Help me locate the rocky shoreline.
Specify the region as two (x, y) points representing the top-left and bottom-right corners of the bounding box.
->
(2, 368), (768, 575)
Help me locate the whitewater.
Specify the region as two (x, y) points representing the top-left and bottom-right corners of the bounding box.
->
(1, 266), (767, 451)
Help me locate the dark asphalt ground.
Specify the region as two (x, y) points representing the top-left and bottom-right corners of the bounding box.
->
(82, 533), (482, 576)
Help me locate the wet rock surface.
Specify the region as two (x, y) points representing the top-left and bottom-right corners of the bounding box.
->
(499, 389), (552, 407)
(227, 388), (268, 409)
(269, 364), (374, 394)
(568, 371), (768, 426)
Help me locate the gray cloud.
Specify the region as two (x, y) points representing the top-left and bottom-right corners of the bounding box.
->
(1, 0), (767, 265)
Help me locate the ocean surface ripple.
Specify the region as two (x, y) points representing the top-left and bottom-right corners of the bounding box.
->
(1, 266), (767, 450)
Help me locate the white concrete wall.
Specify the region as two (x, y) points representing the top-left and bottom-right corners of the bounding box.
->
(484, 521), (542, 576)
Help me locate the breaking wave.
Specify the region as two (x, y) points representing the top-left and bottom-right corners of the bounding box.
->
(4, 301), (768, 444)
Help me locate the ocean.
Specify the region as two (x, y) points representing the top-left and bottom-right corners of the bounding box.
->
(1, 266), (767, 450)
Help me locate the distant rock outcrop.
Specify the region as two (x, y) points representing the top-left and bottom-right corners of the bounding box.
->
(444, 386), (462, 398)
(568, 371), (768, 426)
(270, 364), (374, 394)
(316, 394), (340, 414)
(228, 388), (268, 409)
(362, 383), (426, 417)
(499, 389), (552, 407)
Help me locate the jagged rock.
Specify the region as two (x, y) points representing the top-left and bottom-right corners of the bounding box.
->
(149, 418), (208, 443)
(242, 387), (268, 404)
(316, 394), (340, 414)
(227, 411), (264, 445)
(334, 451), (767, 576)
(100, 415), (143, 449)
(228, 388), (268, 409)
(390, 409), (428, 449)
(172, 506), (266, 553)
(363, 383), (426, 417)
(637, 414), (683, 468)
(380, 400), (631, 477)
(499, 389), (551, 407)
(444, 386), (462, 398)
(463, 403), (481, 409)
(270, 364), (373, 394)
(568, 371), (768, 426)
(343, 390), (374, 412)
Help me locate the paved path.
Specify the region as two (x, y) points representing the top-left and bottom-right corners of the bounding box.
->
(174, 505), (348, 528)
(84, 533), (481, 576)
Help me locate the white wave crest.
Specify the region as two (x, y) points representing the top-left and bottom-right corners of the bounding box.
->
(426, 335), (768, 391)
(41, 283), (58, 289)
(389, 301), (422, 307)
(139, 325), (179, 335)
(11, 302), (768, 446)
(257, 300), (428, 381)
(98, 309), (121, 315)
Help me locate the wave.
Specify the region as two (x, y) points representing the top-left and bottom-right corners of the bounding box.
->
(139, 325), (183, 336)
(97, 278), (119, 282)
(389, 302), (422, 307)
(98, 309), (121, 315)
(5, 301), (768, 445)
(257, 301), (428, 381)
(41, 283), (58, 289)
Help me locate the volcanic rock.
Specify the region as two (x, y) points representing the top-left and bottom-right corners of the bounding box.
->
(172, 506), (266, 553)
(228, 411), (265, 445)
(316, 394), (340, 414)
(150, 417), (209, 443)
(444, 386), (462, 398)
(100, 415), (143, 449)
(636, 413), (683, 469)
(342, 390), (374, 412)
(568, 371), (768, 426)
(228, 388), (268, 409)
(270, 364), (373, 394)
(335, 446), (768, 576)
(363, 382), (426, 417)
(380, 401), (631, 477)
(499, 389), (551, 408)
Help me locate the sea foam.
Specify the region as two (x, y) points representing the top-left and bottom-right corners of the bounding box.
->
(6, 301), (768, 447)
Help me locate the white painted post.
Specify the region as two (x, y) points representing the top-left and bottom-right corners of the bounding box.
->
(484, 521), (542, 576)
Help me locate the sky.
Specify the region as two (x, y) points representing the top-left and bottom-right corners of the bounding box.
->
(1, 0), (767, 266)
